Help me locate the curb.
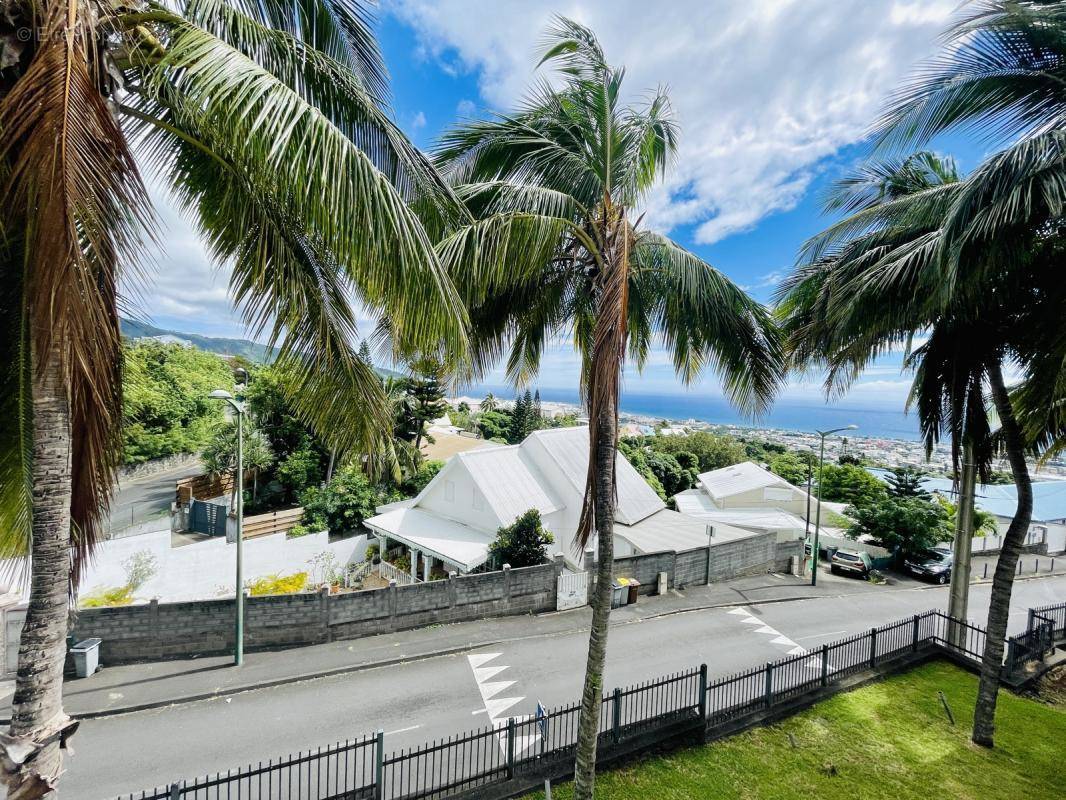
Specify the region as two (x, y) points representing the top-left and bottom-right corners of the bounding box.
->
(18, 571), (1063, 721)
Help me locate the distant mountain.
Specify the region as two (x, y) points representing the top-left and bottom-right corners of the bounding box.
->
(121, 318), (276, 362)
(119, 318), (404, 378)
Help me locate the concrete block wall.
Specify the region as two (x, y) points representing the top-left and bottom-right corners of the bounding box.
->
(611, 531), (787, 595)
(72, 561), (562, 665)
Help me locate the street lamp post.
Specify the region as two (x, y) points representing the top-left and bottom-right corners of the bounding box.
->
(809, 424), (858, 587)
(209, 382), (247, 666)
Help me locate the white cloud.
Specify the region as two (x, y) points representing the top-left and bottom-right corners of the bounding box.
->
(387, 0), (955, 242)
(411, 110), (428, 129)
(456, 98), (477, 117)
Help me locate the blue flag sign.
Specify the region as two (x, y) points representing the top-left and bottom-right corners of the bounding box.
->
(535, 701), (548, 737)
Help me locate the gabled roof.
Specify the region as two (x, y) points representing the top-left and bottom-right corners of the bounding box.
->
(697, 461), (803, 501)
(525, 427), (664, 524)
(454, 445), (563, 527)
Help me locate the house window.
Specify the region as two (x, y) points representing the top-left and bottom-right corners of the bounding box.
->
(472, 489), (484, 511)
(444, 480), (455, 502)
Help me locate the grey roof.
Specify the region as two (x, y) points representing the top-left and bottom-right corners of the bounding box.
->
(697, 461), (802, 501)
(614, 509), (755, 554)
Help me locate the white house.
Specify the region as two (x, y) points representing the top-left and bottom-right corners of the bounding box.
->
(673, 461), (816, 542)
(365, 427), (754, 577)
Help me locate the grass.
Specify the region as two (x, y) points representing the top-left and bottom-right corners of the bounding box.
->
(528, 662), (1065, 800)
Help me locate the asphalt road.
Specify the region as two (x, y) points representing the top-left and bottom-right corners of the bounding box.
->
(106, 463), (203, 537)
(66, 573), (1066, 799)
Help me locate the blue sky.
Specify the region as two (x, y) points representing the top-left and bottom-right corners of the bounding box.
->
(139, 1), (993, 413)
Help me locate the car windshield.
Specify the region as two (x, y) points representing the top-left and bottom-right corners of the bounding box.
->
(922, 550), (949, 563)
(837, 553), (860, 562)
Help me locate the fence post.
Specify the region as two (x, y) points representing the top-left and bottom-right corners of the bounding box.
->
(1005, 639), (1017, 678)
(764, 663), (774, 710)
(611, 687), (622, 744)
(911, 614), (920, 653)
(820, 644), (829, 687)
(869, 627), (877, 669)
(506, 717), (516, 779)
(169, 783), (181, 800)
(698, 663), (708, 720)
(1027, 608), (1035, 634)
(374, 729), (384, 800)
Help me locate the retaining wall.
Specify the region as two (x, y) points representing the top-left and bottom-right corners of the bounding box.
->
(612, 532), (800, 594)
(71, 561), (562, 665)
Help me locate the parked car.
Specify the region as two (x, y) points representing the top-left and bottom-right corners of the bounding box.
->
(903, 547), (954, 584)
(830, 549), (873, 580)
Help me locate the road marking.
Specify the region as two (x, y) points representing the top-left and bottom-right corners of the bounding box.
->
(385, 725), (420, 736)
(727, 606), (807, 657)
(795, 630), (846, 641)
(466, 652), (539, 755)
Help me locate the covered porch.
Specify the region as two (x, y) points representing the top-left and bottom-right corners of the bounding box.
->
(364, 507), (494, 581)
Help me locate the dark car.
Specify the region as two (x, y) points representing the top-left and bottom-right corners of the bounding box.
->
(904, 547), (953, 584)
(830, 549), (872, 579)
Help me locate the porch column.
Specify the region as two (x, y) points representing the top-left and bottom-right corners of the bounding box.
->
(423, 555), (434, 582)
(409, 547), (418, 580)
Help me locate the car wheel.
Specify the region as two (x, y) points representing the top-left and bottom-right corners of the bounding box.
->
(830, 565), (838, 575)
(937, 573), (948, 585)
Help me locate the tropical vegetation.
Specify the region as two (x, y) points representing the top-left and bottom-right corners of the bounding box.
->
(433, 20), (782, 797)
(489, 509), (556, 569)
(0, 0), (465, 790)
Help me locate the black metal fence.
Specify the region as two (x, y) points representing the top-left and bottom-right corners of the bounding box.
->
(118, 608), (1032, 800)
(1028, 601), (1066, 640)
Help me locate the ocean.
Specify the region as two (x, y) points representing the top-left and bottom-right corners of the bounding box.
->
(468, 384), (923, 442)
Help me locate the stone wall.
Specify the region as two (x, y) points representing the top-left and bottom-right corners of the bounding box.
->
(611, 532), (800, 595)
(71, 561), (562, 665)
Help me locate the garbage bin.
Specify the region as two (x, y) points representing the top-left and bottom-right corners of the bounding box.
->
(70, 638), (101, 678)
(627, 579), (640, 604)
(611, 580), (627, 609)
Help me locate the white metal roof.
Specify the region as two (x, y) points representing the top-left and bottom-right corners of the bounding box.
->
(455, 446), (563, 527)
(363, 507), (494, 572)
(697, 461), (800, 501)
(615, 509), (756, 554)
(527, 428), (664, 524)
(674, 490), (808, 532)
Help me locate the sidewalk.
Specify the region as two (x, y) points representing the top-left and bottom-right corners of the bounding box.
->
(0, 569), (969, 721)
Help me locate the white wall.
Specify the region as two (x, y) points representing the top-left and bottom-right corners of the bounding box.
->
(418, 460), (503, 533)
(718, 485), (809, 515)
(1, 529), (368, 604)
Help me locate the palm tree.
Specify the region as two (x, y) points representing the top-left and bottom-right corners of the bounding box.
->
(201, 422), (274, 506)
(480, 392), (498, 412)
(777, 149), (1050, 749)
(0, 0), (465, 792)
(434, 19), (782, 797)
(867, 0), (1066, 746)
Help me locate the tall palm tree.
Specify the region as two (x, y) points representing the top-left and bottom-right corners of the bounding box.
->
(868, 0), (1066, 746)
(480, 392), (498, 412)
(0, 0), (465, 792)
(778, 149), (1051, 749)
(434, 19), (782, 798)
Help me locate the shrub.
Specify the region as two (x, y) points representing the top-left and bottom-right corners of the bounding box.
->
(298, 465), (380, 534)
(122, 550), (157, 591)
(245, 572), (308, 596)
(80, 586), (135, 608)
(489, 509), (555, 568)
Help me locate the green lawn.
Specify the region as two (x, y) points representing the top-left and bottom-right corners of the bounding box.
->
(529, 662), (1065, 800)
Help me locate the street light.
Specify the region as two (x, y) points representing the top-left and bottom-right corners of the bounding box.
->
(807, 424), (858, 587)
(209, 386), (246, 666)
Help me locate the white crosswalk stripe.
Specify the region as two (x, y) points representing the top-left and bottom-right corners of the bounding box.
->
(466, 651), (540, 755)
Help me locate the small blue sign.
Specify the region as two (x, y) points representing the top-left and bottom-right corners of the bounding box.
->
(535, 701), (548, 737)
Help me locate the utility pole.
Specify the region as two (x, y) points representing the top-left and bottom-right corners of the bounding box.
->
(811, 425), (858, 587)
(948, 440), (976, 645)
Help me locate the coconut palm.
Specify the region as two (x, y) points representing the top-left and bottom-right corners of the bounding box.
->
(778, 150), (1052, 749)
(0, 0), (466, 792)
(480, 392), (498, 412)
(868, 0), (1066, 746)
(434, 19), (782, 797)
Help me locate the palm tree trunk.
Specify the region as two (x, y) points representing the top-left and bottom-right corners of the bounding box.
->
(3, 339), (75, 797)
(572, 398), (617, 800)
(972, 360), (1032, 747)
